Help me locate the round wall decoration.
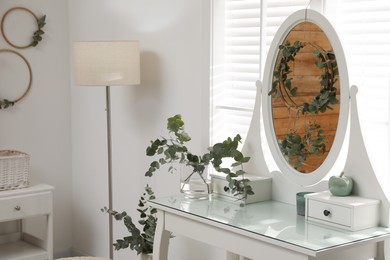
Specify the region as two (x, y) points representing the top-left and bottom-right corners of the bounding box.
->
(0, 49), (32, 109)
(1, 7), (46, 49)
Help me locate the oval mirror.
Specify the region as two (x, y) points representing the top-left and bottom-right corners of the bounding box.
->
(262, 9), (349, 186)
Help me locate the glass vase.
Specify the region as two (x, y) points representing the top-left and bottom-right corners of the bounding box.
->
(140, 253), (153, 260)
(180, 164), (210, 200)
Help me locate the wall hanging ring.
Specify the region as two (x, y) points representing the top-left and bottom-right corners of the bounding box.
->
(0, 49), (32, 109)
(1, 7), (46, 49)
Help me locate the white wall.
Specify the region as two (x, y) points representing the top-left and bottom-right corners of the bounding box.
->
(69, 1), (225, 259)
(0, 0), (73, 257)
(1, 1), (223, 258)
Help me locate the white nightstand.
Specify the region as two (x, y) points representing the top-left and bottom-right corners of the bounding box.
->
(0, 184), (54, 260)
(305, 191), (380, 231)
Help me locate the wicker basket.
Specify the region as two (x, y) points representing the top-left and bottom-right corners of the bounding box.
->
(0, 150), (30, 191)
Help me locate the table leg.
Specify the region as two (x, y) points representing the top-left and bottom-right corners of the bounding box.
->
(153, 210), (172, 260)
(47, 213), (53, 260)
(226, 252), (240, 260)
(376, 240), (389, 260)
(226, 252), (253, 260)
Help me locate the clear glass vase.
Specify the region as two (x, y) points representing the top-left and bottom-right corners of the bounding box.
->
(180, 164), (210, 200)
(140, 253), (153, 260)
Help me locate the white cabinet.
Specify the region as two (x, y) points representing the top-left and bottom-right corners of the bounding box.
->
(0, 184), (54, 260)
(305, 191), (379, 231)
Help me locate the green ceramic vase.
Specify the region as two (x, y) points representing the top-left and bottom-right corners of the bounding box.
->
(328, 172), (353, 196)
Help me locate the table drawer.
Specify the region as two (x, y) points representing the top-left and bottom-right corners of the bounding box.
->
(307, 200), (351, 227)
(0, 192), (52, 221)
(306, 191), (379, 231)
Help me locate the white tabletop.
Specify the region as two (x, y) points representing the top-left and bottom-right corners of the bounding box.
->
(0, 183), (54, 198)
(150, 195), (390, 253)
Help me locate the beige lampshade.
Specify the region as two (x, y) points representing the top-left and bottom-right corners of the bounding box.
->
(73, 41), (140, 86)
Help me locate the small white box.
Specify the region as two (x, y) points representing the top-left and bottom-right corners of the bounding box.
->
(210, 173), (272, 204)
(305, 191), (380, 231)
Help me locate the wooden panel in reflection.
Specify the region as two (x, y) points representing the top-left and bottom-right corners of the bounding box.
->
(271, 22), (340, 173)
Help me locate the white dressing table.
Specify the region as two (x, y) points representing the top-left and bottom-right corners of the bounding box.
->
(151, 195), (390, 260)
(151, 8), (390, 260)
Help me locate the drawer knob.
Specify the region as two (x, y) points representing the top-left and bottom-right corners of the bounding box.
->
(14, 206), (21, 211)
(323, 210), (331, 216)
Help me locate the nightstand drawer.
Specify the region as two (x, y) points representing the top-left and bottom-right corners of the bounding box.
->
(307, 200), (351, 227)
(0, 192), (52, 221)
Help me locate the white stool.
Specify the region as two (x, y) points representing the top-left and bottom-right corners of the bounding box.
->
(56, 257), (111, 260)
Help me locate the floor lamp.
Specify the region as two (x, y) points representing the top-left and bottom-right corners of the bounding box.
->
(73, 41), (140, 259)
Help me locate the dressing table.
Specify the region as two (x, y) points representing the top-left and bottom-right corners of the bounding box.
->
(150, 196), (390, 260)
(152, 9), (390, 260)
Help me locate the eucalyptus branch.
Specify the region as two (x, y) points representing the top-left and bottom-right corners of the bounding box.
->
(208, 134), (253, 200)
(279, 120), (327, 171)
(270, 40), (305, 109)
(32, 15), (46, 47)
(145, 114), (253, 200)
(0, 99), (15, 109)
(302, 43), (339, 115)
(101, 185), (157, 255)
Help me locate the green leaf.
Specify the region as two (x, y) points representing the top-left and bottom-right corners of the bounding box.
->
(38, 15), (46, 27)
(231, 161), (242, 167)
(236, 170), (245, 176)
(158, 158), (166, 164)
(217, 167), (231, 174)
(36, 29), (45, 35)
(146, 145), (156, 156)
(290, 87), (298, 97)
(233, 152), (243, 161)
(178, 132), (191, 142)
(167, 114), (184, 132)
(150, 161), (159, 169)
(312, 49), (321, 57)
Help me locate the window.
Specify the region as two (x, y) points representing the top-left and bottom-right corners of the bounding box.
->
(210, 0), (260, 145)
(210, 0), (307, 146)
(210, 0), (390, 190)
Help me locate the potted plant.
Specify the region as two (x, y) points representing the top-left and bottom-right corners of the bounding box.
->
(145, 114), (254, 203)
(102, 185), (157, 259)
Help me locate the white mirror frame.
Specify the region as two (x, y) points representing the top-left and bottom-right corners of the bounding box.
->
(262, 9), (350, 186)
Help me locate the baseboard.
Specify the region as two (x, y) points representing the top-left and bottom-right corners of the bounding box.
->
(68, 246), (90, 256)
(54, 246), (92, 258)
(53, 247), (74, 258)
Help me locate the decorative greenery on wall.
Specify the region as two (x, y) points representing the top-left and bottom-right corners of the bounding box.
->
(0, 7), (47, 109)
(0, 49), (32, 109)
(1, 7), (46, 49)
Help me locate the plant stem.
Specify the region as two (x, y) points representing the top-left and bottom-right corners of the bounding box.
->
(180, 170), (210, 194)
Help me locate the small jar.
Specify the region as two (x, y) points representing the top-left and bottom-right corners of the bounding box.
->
(296, 192), (313, 216)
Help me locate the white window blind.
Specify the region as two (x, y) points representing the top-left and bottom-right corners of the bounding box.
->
(210, 0), (307, 145)
(211, 0), (260, 145)
(211, 0), (390, 192)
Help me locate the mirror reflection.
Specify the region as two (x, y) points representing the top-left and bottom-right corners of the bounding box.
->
(268, 22), (340, 173)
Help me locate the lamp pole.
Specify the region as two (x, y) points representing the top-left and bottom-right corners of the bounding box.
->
(106, 85), (114, 259)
